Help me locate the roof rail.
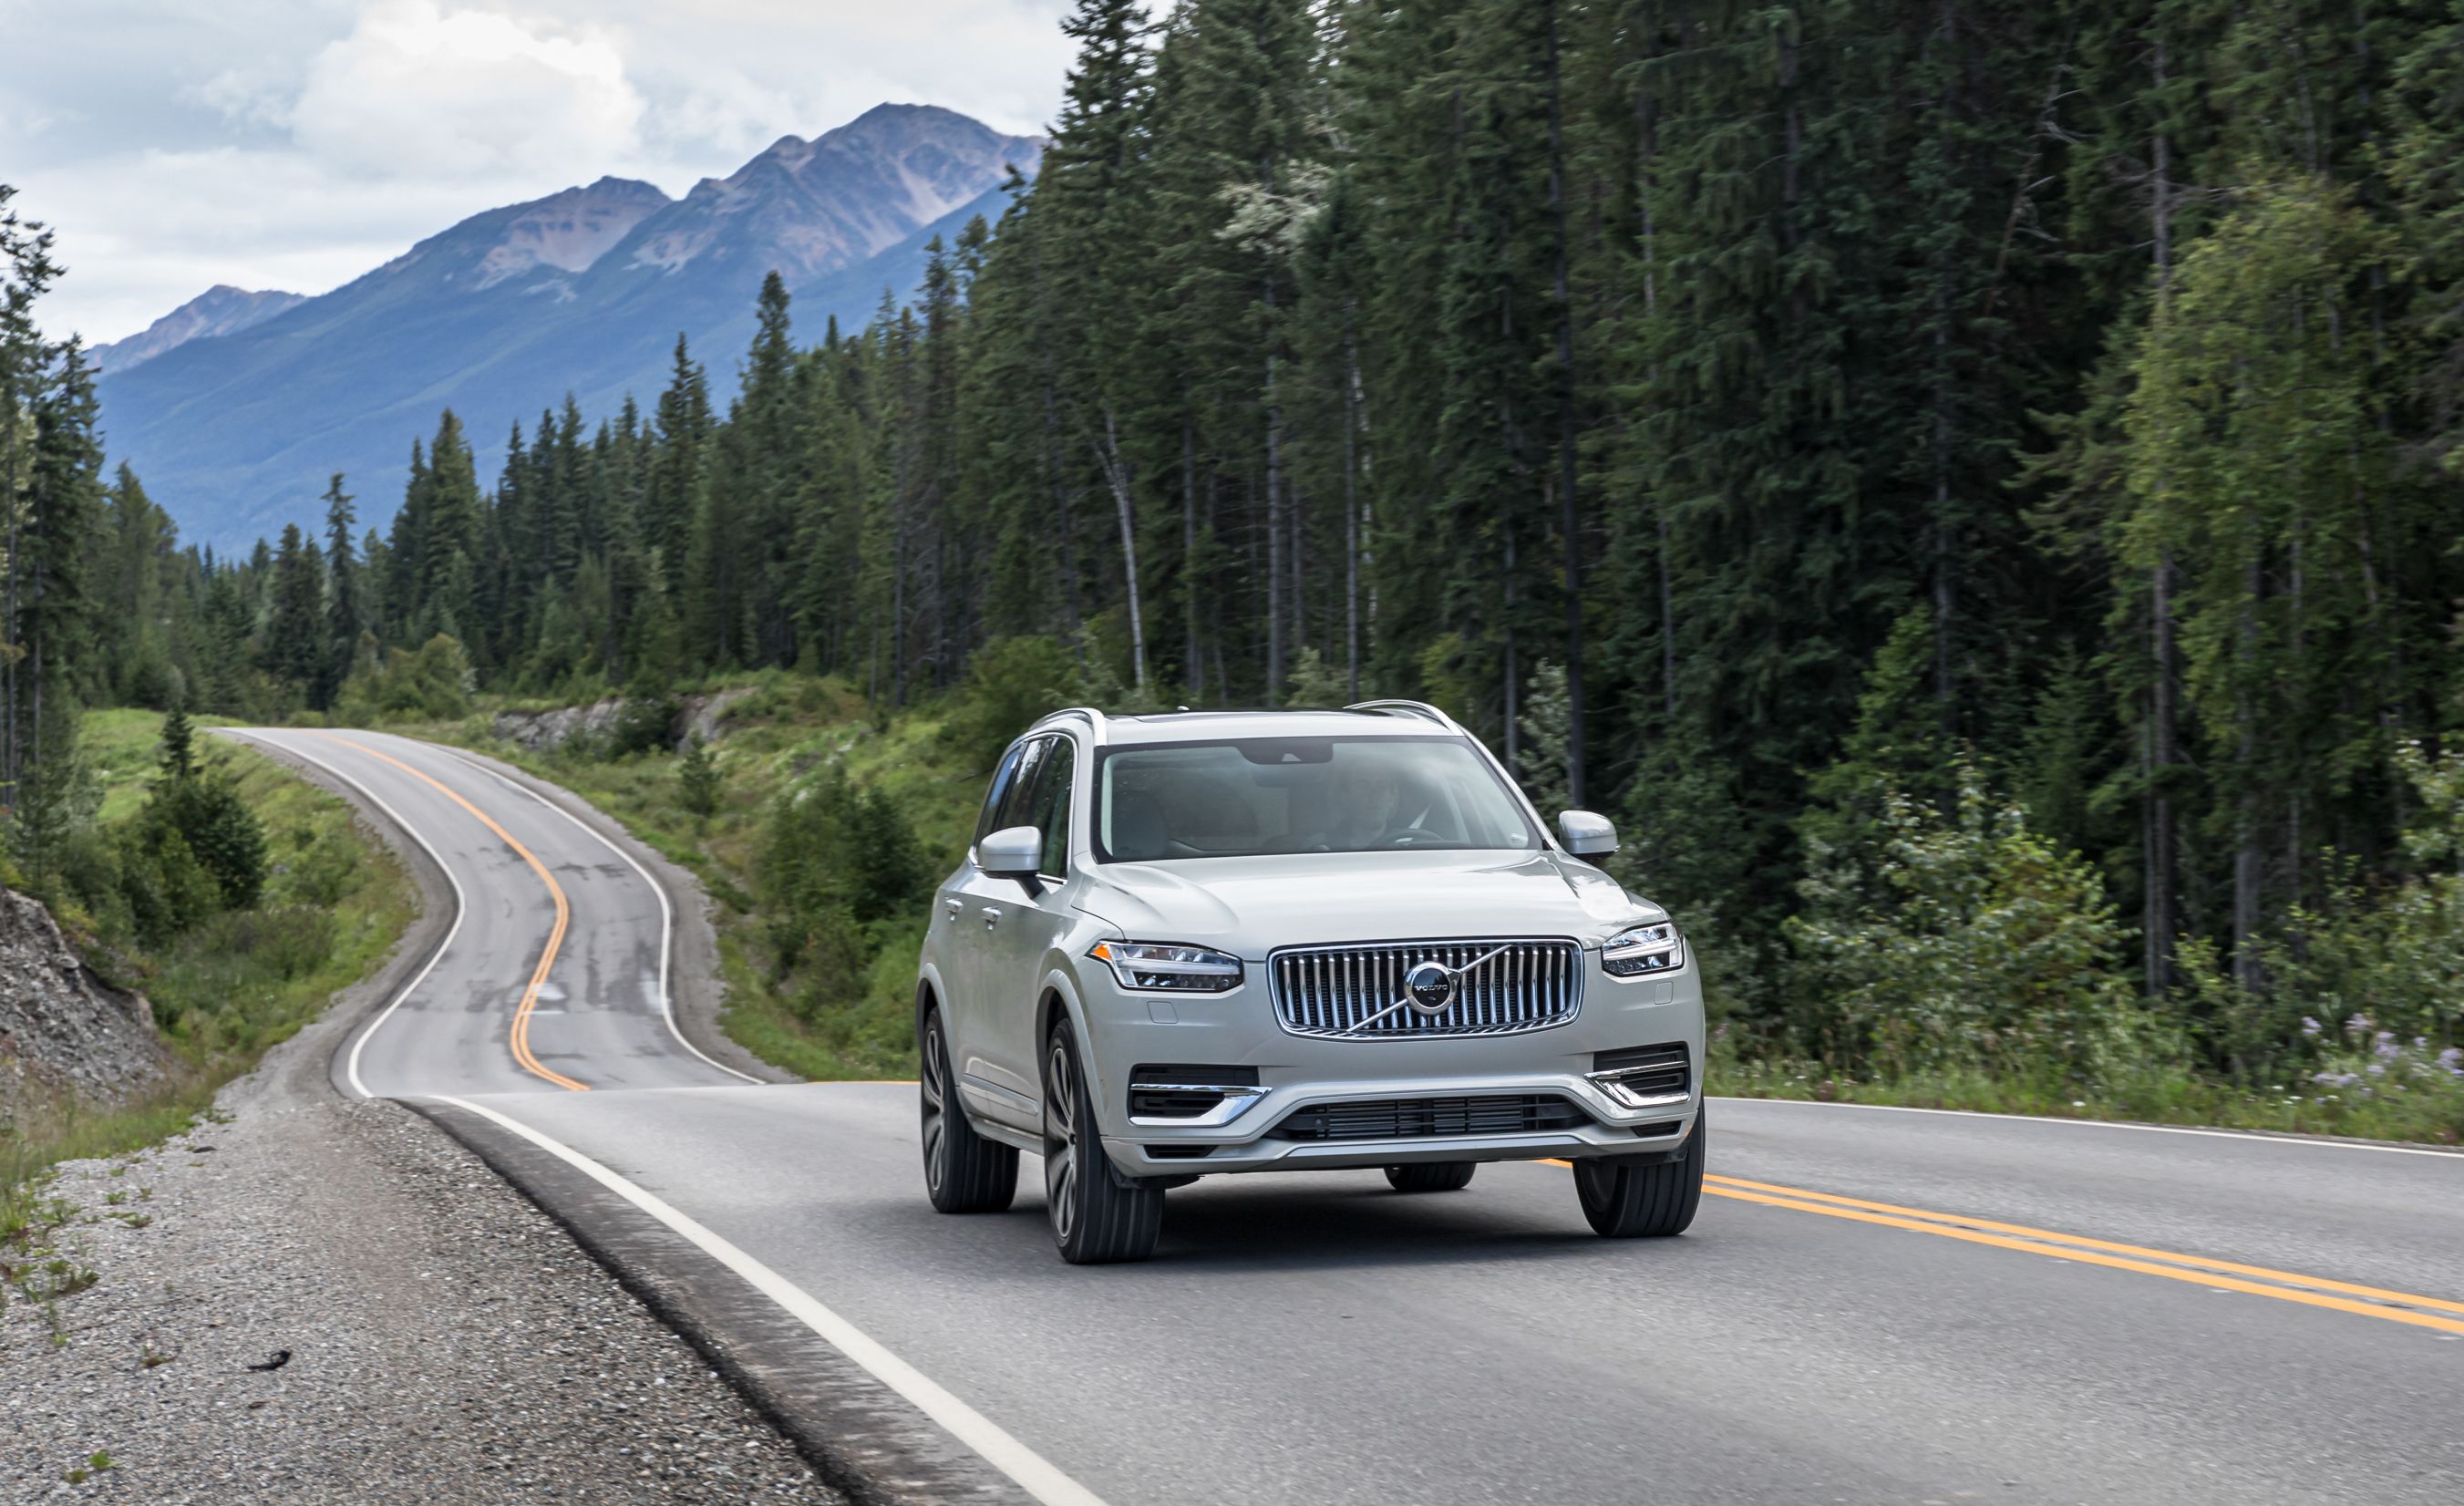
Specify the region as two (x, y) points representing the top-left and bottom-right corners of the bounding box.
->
(1344, 699), (1461, 731)
(1041, 705), (1109, 741)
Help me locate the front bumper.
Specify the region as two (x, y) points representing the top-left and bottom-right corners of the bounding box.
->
(1082, 954), (1705, 1177)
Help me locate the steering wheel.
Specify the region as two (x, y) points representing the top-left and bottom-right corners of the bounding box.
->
(1381, 826), (1447, 848)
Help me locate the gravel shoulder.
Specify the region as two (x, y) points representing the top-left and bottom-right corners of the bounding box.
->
(0, 746), (838, 1504)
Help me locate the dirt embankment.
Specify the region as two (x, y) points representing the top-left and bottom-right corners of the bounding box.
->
(0, 887), (170, 1118)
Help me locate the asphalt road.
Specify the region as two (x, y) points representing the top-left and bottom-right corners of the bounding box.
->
(234, 728), (2464, 1506)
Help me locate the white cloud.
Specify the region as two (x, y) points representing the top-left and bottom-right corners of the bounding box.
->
(5, 0), (1080, 344)
(290, 1), (644, 178)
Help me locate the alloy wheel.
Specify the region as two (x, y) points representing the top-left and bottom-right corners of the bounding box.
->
(921, 1016), (949, 1193)
(1044, 1037), (1080, 1242)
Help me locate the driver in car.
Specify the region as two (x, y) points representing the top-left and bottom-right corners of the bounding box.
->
(1325, 760), (1407, 850)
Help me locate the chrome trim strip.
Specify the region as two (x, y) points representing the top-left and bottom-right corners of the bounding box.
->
(1126, 1082), (1269, 1129)
(1586, 1061), (1694, 1111)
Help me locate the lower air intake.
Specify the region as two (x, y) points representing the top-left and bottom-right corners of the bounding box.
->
(1270, 1094), (1591, 1142)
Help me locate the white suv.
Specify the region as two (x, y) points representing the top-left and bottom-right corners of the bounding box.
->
(914, 701), (1706, 1264)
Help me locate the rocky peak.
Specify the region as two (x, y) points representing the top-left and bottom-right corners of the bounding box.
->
(472, 176), (673, 289)
(90, 285), (307, 375)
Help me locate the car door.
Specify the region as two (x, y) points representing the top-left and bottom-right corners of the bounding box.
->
(941, 738), (1034, 1118)
(981, 731), (1080, 1100)
(950, 734), (1054, 1121)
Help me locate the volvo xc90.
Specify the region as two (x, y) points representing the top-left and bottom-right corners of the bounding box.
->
(914, 701), (1706, 1264)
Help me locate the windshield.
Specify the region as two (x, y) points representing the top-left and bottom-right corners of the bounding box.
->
(1093, 735), (1540, 862)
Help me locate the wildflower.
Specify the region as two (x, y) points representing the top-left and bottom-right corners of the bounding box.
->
(2345, 1013), (2373, 1038)
(2438, 1047), (2463, 1078)
(2300, 1016), (2323, 1037)
(2375, 1032), (2400, 1060)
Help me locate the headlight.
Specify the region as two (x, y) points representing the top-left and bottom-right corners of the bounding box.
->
(1602, 922), (1685, 977)
(1089, 940), (1244, 993)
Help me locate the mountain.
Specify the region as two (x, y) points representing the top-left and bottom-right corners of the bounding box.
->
(98, 104), (1040, 548)
(89, 285), (305, 375)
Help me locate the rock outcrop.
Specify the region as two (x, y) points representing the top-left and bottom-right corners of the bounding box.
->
(0, 888), (170, 1113)
(490, 686), (753, 755)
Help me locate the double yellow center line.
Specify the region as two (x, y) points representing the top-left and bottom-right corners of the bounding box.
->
(314, 734), (588, 1093)
(1701, 1171), (2464, 1336)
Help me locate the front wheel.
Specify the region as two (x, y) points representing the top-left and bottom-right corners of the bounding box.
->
(921, 1007), (1016, 1213)
(1385, 1162), (1476, 1193)
(1572, 1108), (1706, 1237)
(1042, 1020), (1163, 1264)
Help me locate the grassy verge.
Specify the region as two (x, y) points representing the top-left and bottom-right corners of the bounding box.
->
(1707, 1035), (2464, 1145)
(2, 712), (418, 1291)
(411, 672), (977, 1081)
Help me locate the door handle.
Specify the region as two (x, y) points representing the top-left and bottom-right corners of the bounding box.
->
(979, 906), (1003, 928)
(943, 899), (964, 917)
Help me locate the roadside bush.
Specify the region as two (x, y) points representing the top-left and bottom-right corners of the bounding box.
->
(335, 633), (475, 723)
(1784, 762), (2148, 1090)
(609, 667), (680, 758)
(278, 822), (362, 907)
(938, 635), (1075, 773)
(677, 736), (721, 818)
(2174, 739), (2464, 1099)
(758, 770), (930, 1037)
(150, 772), (267, 912)
(113, 820), (221, 948)
(760, 770), (929, 932)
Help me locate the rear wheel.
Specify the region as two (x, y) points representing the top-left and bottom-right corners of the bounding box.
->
(1042, 1020), (1163, 1264)
(1384, 1161), (1476, 1193)
(921, 1007), (1016, 1213)
(1572, 1107), (1706, 1237)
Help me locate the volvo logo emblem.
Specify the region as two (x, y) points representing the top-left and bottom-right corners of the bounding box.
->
(1405, 960), (1456, 1015)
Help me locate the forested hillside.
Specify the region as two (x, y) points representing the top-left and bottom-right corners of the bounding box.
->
(7, 0), (2462, 1129)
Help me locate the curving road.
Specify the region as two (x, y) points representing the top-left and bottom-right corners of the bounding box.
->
(230, 728), (2464, 1506)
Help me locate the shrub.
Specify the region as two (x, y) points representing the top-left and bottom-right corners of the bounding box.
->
(335, 634), (475, 723)
(113, 820), (221, 949)
(938, 635), (1075, 773)
(609, 667), (680, 758)
(1784, 762), (2146, 1090)
(758, 769), (930, 1035)
(677, 736), (721, 818)
(152, 774), (267, 912)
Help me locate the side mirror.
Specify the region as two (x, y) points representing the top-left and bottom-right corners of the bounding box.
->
(976, 824), (1045, 894)
(1557, 810), (1618, 859)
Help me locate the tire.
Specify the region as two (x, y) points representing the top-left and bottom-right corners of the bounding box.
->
(1572, 1107), (1706, 1238)
(1384, 1161), (1476, 1193)
(1042, 1019), (1164, 1264)
(921, 1007), (1017, 1213)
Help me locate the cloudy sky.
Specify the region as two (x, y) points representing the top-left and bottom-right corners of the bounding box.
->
(4, 0), (1078, 345)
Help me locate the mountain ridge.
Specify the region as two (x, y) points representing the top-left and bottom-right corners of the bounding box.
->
(90, 285), (306, 375)
(98, 104), (1039, 548)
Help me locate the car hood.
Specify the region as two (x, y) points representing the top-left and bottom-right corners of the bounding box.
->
(1070, 849), (1663, 956)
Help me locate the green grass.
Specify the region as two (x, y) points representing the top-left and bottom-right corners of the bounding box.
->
(2, 712), (418, 1284)
(1707, 1037), (2464, 1145)
(407, 671), (974, 1080)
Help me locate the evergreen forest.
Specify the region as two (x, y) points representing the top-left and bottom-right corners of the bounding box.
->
(6, 0), (2463, 1130)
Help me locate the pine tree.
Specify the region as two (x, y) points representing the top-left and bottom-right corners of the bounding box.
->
(321, 474), (360, 709)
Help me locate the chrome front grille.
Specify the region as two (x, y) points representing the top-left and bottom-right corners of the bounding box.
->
(1269, 938), (1583, 1038)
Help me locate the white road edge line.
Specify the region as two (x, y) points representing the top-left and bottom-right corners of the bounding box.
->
(436, 743), (761, 1085)
(430, 1093), (1108, 1506)
(221, 730), (465, 1100)
(1710, 1095), (2464, 1160)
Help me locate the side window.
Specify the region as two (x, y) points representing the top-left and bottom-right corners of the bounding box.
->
(998, 738), (1054, 833)
(1031, 740), (1076, 877)
(974, 741), (1030, 844)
